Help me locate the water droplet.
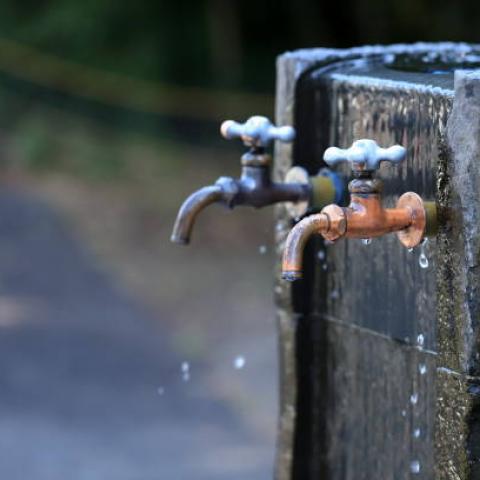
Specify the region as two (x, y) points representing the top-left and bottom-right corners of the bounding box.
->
(421, 237), (429, 247)
(275, 224), (283, 232)
(410, 460), (421, 474)
(181, 362), (190, 382)
(322, 263), (328, 271)
(413, 428), (421, 439)
(317, 250), (326, 261)
(233, 356), (246, 369)
(282, 271), (301, 282)
(419, 253), (429, 269)
(274, 285), (283, 295)
(362, 238), (372, 245)
(401, 409), (407, 417)
(410, 393), (418, 405)
(330, 289), (340, 299)
(417, 334), (425, 346)
(258, 245), (268, 255)
(408, 248), (414, 253)
(157, 386), (165, 396)
(419, 364), (427, 375)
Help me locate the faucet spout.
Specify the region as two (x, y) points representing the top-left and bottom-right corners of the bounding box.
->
(171, 185), (224, 245)
(282, 213), (330, 281)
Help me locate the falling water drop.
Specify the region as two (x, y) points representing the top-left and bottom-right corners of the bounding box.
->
(330, 289), (340, 299)
(181, 362), (190, 382)
(417, 334), (425, 347)
(408, 248), (414, 253)
(362, 238), (372, 245)
(410, 393), (418, 405)
(418, 237), (429, 268)
(258, 245), (268, 255)
(410, 460), (421, 474)
(401, 410), (407, 417)
(322, 263), (328, 271)
(419, 253), (429, 269)
(413, 428), (421, 439)
(419, 364), (427, 375)
(317, 250), (326, 261)
(233, 356), (246, 370)
(157, 386), (165, 396)
(283, 272), (300, 282)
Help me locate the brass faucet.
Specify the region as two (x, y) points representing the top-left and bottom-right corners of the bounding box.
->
(171, 116), (345, 245)
(282, 139), (437, 281)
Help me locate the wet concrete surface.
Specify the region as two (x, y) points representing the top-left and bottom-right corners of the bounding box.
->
(0, 185), (274, 480)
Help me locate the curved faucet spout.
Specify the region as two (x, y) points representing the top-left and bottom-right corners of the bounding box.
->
(171, 185), (224, 245)
(282, 213), (330, 282)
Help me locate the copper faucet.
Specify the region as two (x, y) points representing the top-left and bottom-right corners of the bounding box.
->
(282, 139), (437, 281)
(171, 116), (345, 245)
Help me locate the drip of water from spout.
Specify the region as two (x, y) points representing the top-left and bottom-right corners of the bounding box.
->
(419, 253), (429, 269)
(362, 238), (372, 245)
(410, 393), (418, 405)
(233, 356), (246, 369)
(419, 364), (427, 375)
(181, 362), (190, 382)
(330, 289), (340, 299)
(418, 237), (429, 268)
(283, 272), (300, 282)
(413, 428), (421, 439)
(410, 461), (421, 474)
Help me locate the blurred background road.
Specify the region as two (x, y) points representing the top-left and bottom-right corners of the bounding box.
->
(0, 142), (277, 479)
(0, 1), (476, 478)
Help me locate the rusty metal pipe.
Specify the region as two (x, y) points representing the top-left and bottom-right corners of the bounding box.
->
(281, 194), (427, 281)
(282, 213), (330, 281)
(170, 185), (224, 245)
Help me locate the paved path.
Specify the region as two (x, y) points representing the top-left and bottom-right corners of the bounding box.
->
(0, 185), (273, 479)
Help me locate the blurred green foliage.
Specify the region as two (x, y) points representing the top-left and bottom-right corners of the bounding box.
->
(0, 0), (477, 178)
(0, 0), (477, 93)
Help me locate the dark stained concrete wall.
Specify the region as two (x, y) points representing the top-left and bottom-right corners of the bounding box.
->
(274, 45), (480, 479)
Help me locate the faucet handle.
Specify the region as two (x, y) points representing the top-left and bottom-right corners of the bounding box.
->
(220, 116), (295, 148)
(323, 139), (406, 172)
